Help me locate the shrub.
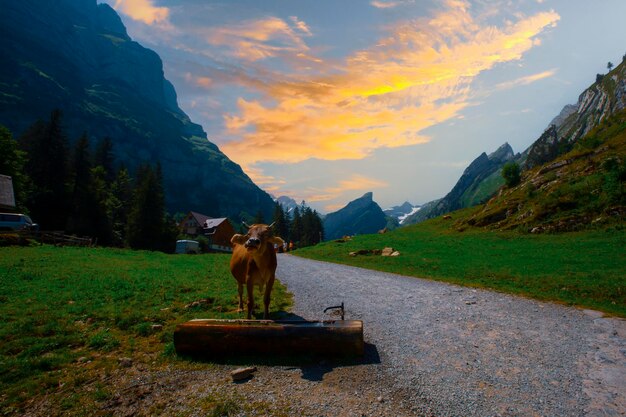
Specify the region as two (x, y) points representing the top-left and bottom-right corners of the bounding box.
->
(502, 162), (521, 188)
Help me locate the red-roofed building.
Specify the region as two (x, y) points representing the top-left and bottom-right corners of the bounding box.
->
(178, 211), (235, 252)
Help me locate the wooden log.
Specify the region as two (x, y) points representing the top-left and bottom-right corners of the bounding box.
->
(174, 319), (364, 358)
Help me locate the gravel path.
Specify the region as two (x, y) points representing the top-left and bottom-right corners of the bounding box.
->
(277, 254), (626, 417)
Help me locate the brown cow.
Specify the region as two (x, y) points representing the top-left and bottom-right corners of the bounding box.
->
(230, 222), (284, 319)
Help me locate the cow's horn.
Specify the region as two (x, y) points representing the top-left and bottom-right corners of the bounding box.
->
(242, 221), (253, 229)
(268, 222), (276, 228)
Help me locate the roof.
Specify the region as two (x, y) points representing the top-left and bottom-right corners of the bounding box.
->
(189, 211), (211, 226)
(204, 218), (228, 228)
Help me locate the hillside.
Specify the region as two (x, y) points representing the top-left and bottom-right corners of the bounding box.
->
(323, 192), (387, 240)
(524, 61), (626, 169)
(406, 60), (626, 226)
(0, 0), (275, 220)
(460, 109), (626, 232)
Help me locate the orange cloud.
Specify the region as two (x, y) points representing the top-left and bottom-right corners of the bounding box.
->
(184, 72), (213, 89)
(495, 69), (557, 90)
(220, 2), (560, 171)
(304, 176), (389, 203)
(112, 0), (169, 25)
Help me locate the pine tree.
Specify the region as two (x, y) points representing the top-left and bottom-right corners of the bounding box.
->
(19, 110), (69, 230)
(253, 209), (265, 224)
(126, 164), (172, 251)
(110, 166), (133, 246)
(272, 202), (289, 240)
(94, 136), (115, 183)
(66, 132), (95, 236)
(290, 206), (302, 246)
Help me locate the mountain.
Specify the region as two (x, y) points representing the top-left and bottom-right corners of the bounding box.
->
(404, 143), (515, 224)
(323, 192), (387, 240)
(275, 195), (298, 214)
(457, 60), (626, 231)
(0, 0), (275, 220)
(384, 201), (421, 224)
(461, 108), (625, 232)
(523, 63), (626, 170)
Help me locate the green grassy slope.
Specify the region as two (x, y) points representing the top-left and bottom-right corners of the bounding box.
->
(464, 110), (626, 231)
(296, 216), (625, 317)
(0, 246), (291, 413)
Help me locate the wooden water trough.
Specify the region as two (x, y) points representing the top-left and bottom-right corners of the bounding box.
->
(173, 318), (364, 358)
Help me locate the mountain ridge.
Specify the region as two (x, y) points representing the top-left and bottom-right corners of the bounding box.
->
(0, 0), (275, 220)
(405, 142), (515, 224)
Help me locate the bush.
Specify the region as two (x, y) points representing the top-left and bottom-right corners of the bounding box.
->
(502, 162), (521, 188)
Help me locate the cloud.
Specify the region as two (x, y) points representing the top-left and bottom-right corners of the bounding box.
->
(290, 16), (312, 36)
(112, 0), (169, 25)
(370, 0), (415, 9)
(495, 69), (557, 90)
(204, 16), (312, 61)
(302, 175), (389, 203)
(219, 2), (560, 170)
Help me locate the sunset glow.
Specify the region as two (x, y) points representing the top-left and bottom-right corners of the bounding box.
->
(104, 0), (625, 211)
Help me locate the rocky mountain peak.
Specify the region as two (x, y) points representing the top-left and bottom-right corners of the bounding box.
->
(488, 142), (515, 163)
(323, 192), (386, 240)
(524, 61), (626, 169)
(97, 3), (130, 40)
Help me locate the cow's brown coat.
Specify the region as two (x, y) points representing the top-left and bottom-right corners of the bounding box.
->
(230, 224), (284, 319)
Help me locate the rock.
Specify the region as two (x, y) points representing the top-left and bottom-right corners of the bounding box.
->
(118, 357), (133, 368)
(349, 252), (358, 257)
(443, 215), (452, 220)
(531, 226), (543, 234)
(381, 247), (394, 256)
(390, 251), (400, 257)
(151, 324), (163, 331)
(377, 396), (385, 403)
(77, 356), (89, 363)
(231, 366), (257, 381)
(465, 301), (477, 305)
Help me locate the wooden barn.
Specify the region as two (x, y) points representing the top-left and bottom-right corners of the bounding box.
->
(179, 212), (235, 252)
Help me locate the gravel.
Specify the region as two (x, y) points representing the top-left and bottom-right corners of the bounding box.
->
(277, 254), (626, 416)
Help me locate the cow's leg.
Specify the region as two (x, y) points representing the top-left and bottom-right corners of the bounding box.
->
(237, 282), (244, 312)
(263, 275), (275, 319)
(246, 278), (254, 319)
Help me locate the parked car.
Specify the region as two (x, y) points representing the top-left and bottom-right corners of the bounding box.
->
(0, 213), (38, 231)
(175, 239), (200, 254)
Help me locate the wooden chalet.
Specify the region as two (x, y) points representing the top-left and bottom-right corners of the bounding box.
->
(179, 211), (235, 252)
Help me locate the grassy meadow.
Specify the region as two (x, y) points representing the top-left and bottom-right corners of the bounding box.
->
(296, 213), (625, 317)
(0, 245), (291, 414)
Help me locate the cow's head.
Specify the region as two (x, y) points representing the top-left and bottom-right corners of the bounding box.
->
(231, 222), (284, 252)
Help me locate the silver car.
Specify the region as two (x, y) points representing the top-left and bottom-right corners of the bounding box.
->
(0, 213), (38, 231)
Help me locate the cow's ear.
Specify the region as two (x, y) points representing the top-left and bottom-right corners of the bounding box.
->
(231, 234), (246, 245)
(268, 236), (284, 246)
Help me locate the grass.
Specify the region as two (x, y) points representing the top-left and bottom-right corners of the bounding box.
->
(295, 215), (625, 317)
(0, 245), (291, 414)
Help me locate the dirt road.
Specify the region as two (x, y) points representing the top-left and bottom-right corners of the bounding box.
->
(276, 254), (626, 416)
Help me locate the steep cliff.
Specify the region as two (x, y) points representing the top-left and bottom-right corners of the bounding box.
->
(323, 192), (387, 240)
(525, 62), (626, 169)
(0, 0), (275, 219)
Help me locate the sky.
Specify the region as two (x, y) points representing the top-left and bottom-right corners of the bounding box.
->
(100, 0), (626, 213)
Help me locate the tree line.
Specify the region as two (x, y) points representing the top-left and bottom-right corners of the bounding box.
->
(268, 201), (324, 249)
(0, 110), (177, 251)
